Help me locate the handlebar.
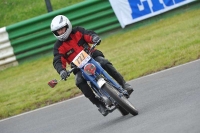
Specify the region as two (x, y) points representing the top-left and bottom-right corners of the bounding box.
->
(68, 40), (101, 74)
(54, 40), (101, 83)
(89, 40), (101, 55)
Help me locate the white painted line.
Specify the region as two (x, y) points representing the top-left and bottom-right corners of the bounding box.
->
(0, 95), (83, 122)
(130, 59), (200, 82)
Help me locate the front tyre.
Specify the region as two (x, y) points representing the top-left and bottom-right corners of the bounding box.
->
(102, 83), (138, 116)
(118, 105), (129, 116)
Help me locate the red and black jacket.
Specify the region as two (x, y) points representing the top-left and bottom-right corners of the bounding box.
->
(53, 26), (103, 74)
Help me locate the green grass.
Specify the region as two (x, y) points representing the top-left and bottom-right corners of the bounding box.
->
(0, 3), (200, 120)
(0, 0), (83, 27)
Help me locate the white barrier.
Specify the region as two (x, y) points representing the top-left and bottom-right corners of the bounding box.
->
(0, 27), (18, 70)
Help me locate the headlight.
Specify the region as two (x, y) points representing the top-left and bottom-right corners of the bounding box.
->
(84, 63), (96, 75)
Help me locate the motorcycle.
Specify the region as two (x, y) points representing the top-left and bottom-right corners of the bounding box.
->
(48, 41), (138, 116)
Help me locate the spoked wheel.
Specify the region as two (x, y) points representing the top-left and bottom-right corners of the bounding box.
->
(102, 83), (138, 116)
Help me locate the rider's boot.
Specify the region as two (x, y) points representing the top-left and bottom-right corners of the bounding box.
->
(77, 82), (109, 116)
(89, 97), (108, 116)
(104, 63), (134, 95)
(123, 83), (134, 95)
(96, 102), (109, 116)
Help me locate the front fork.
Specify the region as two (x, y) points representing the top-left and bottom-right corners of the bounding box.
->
(95, 74), (129, 106)
(97, 71), (129, 98)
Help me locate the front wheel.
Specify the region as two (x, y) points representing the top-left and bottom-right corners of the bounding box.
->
(118, 105), (129, 116)
(102, 83), (138, 116)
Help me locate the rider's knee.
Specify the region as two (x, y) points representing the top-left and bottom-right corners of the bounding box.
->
(94, 56), (112, 68)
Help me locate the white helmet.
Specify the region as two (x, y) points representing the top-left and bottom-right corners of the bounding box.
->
(50, 15), (72, 41)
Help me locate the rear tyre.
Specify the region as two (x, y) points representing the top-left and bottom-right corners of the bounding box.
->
(102, 83), (138, 116)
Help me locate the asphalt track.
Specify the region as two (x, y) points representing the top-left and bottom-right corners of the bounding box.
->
(1, 59), (200, 133)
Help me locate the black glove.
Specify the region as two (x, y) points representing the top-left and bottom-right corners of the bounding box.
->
(92, 34), (101, 45)
(60, 70), (70, 81)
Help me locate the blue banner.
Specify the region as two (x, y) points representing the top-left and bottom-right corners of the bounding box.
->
(128, 0), (185, 19)
(109, 0), (195, 28)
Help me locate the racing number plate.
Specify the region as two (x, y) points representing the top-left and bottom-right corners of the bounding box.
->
(72, 50), (91, 68)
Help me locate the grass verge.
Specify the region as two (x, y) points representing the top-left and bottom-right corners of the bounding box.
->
(0, 0), (83, 27)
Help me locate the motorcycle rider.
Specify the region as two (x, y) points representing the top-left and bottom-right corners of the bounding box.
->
(50, 15), (133, 116)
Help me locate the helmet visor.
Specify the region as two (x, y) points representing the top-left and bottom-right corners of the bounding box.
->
(52, 25), (69, 36)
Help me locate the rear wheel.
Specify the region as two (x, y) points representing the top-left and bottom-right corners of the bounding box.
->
(102, 83), (138, 116)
